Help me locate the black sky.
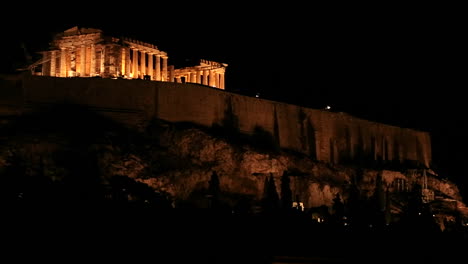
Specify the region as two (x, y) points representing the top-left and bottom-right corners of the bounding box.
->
(1, 3), (467, 195)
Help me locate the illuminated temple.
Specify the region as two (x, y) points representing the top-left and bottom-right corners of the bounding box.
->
(30, 26), (228, 89)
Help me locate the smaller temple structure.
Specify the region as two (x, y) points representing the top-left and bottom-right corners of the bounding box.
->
(29, 26), (227, 89)
(173, 59), (227, 89)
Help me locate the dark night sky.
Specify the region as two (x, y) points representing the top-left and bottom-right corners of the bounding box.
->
(1, 3), (467, 195)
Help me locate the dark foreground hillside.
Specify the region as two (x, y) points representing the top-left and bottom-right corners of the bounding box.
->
(3, 203), (467, 264)
(1, 106), (467, 263)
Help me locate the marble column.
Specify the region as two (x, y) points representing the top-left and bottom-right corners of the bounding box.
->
(60, 48), (67, 77)
(147, 53), (153, 80)
(190, 72), (197, 83)
(202, 70), (208, 85)
(169, 65), (174, 82)
(50, 50), (56, 77)
(155, 55), (161, 81)
(121, 47), (126, 77)
(209, 70), (215, 87)
(162, 56), (168, 81)
(140, 51), (146, 77)
(132, 49), (138, 78)
(196, 70), (202, 84)
(80, 45), (86, 76)
(90, 44), (96, 76)
(219, 72), (225, 89)
(124, 47), (131, 77)
(70, 48), (76, 76)
(100, 46), (106, 76)
(215, 72), (220, 88)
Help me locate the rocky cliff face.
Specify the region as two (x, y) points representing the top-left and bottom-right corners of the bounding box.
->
(0, 108), (466, 229)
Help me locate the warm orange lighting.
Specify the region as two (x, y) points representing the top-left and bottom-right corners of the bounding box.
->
(292, 201), (304, 211)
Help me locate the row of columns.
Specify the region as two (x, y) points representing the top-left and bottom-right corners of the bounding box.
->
(44, 44), (223, 88)
(127, 48), (168, 81)
(46, 45), (169, 80)
(47, 45), (98, 77)
(174, 70), (225, 89)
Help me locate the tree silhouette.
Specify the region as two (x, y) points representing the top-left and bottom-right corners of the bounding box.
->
(345, 175), (366, 228)
(331, 193), (345, 226)
(108, 175), (172, 209)
(280, 172), (292, 210)
(399, 183), (439, 234)
(369, 171), (386, 228)
(262, 174), (280, 213)
(207, 171), (220, 209)
(384, 187), (392, 225)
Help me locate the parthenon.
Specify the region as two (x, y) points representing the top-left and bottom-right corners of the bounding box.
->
(31, 26), (227, 89)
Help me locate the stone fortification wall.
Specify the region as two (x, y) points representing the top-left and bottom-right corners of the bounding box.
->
(21, 76), (155, 113)
(155, 79), (431, 167)
(0, 76), (431, 166)
(305, 109), (431, 166)
(13, 76), (156, 127)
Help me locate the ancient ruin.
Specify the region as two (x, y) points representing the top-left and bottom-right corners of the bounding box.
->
(28, 26), (227, 89)
(1, 26), (467, 237)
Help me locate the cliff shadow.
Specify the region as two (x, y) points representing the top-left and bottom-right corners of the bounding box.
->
(0, 104), (167, 211)
(209, 96), (281, 154)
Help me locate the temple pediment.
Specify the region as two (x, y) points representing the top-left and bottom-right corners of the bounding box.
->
(64, 26), (79, 33)
(63, 26), (102, 36)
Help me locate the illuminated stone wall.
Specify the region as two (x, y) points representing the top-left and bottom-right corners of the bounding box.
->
(1, 76), (431, 167)
(155, 81), (432, 167)
(25, 77), (156, 128)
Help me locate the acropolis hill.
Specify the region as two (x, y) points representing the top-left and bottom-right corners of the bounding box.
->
(0, 26), (467, 233)
(7, 26), (432, 167)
